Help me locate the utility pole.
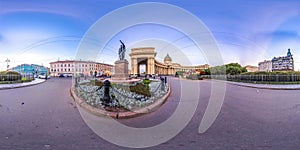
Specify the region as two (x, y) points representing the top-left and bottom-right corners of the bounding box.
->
(5, 58), (10, 71)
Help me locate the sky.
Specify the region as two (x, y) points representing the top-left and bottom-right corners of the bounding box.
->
(0, 0), (300, 70)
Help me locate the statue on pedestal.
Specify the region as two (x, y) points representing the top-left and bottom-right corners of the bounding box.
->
(113, 40), (129, 80)
(118, 40), (126, 61)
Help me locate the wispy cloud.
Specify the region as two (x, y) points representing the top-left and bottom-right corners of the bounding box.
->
(0, 1), (89, 22)
(264, 30), (300, 39)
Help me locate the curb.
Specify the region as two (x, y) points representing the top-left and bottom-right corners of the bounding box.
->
(0, 79), (46, 90)
(228, 82), (300, 90)
(211, 79), (300, 90)
(70, 84), (171, 119)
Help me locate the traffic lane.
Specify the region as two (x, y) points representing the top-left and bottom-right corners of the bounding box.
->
(0, 78), (109, 150)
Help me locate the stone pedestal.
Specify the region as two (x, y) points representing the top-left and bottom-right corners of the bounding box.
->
(112, 60), (129, 80)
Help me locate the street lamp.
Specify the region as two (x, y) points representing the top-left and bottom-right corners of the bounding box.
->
(5, 58), (10, 71)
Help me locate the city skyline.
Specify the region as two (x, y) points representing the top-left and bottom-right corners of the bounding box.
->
(1, 0), (300, 70)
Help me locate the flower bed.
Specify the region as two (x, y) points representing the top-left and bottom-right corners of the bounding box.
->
(75, 79), (169, 111)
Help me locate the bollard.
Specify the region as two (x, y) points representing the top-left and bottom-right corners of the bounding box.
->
(164, 77), (167, 84)
(74, 77), (77, 87)
(103, 80), (111, 106)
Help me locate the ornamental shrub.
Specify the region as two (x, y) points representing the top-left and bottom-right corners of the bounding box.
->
(143, 78), (151, 85)
(130, 83), (151, 97)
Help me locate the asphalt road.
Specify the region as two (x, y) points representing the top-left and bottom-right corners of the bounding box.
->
(1, 77), (300, 150)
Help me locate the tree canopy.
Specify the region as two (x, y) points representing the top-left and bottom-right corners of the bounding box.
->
(203, 63), (247, 75)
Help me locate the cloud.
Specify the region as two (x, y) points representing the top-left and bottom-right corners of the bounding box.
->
(261, 30), (300, 39)
(271, 31), (299, 38)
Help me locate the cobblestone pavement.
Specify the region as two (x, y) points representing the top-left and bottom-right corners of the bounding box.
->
(1, 77), (300, 150)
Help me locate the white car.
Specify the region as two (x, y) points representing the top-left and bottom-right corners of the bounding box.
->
(64, 74), (72, 77)
(38, 74), (50, 79)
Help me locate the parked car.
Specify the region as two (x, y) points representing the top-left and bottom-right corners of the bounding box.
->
(129, 74), (138, 78)
(38, 73), (50, 79)
(152, 74), (158, 78)
(38, 74), (46, 79)
(58, 74), (65, 77)
(64, 74), (72, 77)
(97, 74), (108, 78)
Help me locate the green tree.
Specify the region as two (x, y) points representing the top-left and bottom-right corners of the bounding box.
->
(208, 63), (246, 75)
(226, 66), (241, 75)
(241, 67), (248, 73)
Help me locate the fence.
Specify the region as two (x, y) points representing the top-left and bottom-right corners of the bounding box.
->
(202, 74), (300, 83)
(0, 74), (22, 81)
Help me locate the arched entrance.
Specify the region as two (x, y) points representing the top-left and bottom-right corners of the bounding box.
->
(129, 47), (156, 75)
(137, 58), (148, 74)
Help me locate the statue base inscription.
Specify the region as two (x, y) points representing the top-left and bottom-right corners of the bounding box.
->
(112, 59), (129, 80)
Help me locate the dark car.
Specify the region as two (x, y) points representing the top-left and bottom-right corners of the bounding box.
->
(58, 74), (65, 77)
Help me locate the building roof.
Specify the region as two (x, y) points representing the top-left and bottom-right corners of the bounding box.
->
(49, 60), (113, 66)
(164, 54), (172, 62)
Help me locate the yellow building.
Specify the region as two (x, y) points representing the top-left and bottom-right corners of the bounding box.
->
(129, 47), (209, 75)
(49, 60), (113, 77)
(244, 65), (258, 72)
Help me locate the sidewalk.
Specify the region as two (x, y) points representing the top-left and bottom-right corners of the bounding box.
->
(0, 78), (46, 90)
(216, 80), (300, 90)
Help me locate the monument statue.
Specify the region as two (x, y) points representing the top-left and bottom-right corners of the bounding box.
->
(118, 40), (126, 60)
(113, 40), (129, 80)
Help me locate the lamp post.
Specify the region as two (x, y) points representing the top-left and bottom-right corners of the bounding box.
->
(5, 58), (10, 71)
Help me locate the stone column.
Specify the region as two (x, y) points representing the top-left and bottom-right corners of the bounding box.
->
(147, 58), (155, 75)
(131, 58), (138, 75)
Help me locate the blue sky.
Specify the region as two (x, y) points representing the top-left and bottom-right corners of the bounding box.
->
(0, 0), (300, 70)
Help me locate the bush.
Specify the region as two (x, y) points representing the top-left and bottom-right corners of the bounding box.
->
(21, 78), (33, 83)
(130, 83), (151, 97)
(89, 79), (104, 87)
(143, 78), (151, 85)
(5, 71), (21, 75)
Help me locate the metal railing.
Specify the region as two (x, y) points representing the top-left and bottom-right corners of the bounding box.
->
(0, 74), (22, 81)
(75, 77), (168, 101)
(202, 74), (300, 83)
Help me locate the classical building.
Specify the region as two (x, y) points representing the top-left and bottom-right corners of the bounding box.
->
(10, 64), (48, 77)
(129, 47), (209, 75)
(272, 49), (294, 71)
(244, 65), (258, 72)
(258, 60), (273, 72)
(49, 60), (113, 77)
(258, 49), (294, 72)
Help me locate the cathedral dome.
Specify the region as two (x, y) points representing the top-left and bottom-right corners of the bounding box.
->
(164, 54), (172, 62)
